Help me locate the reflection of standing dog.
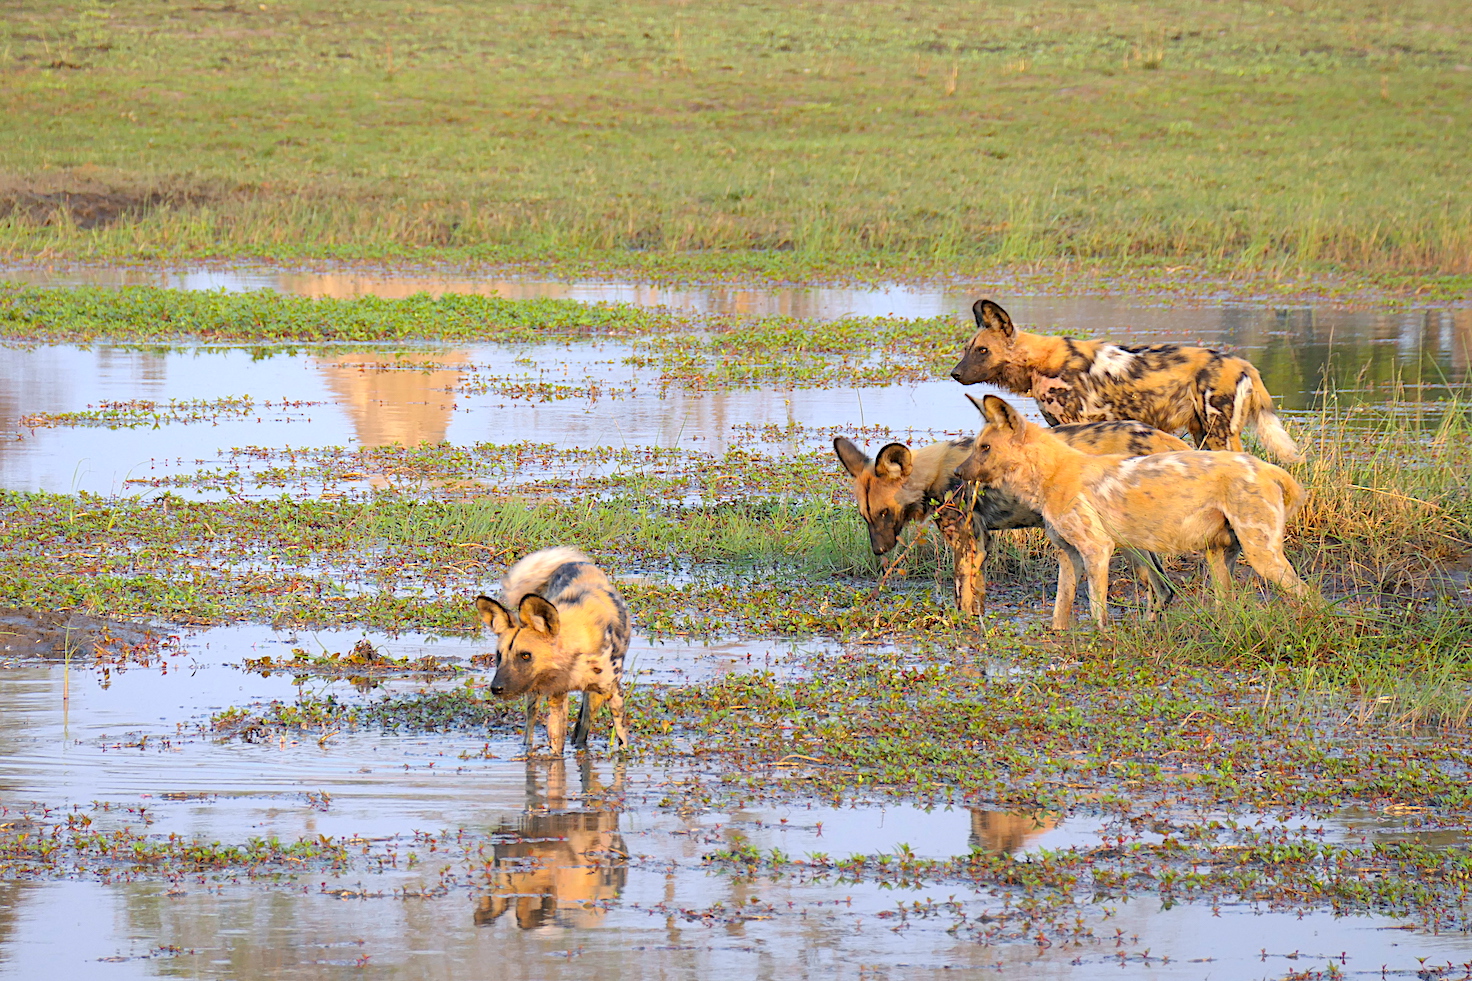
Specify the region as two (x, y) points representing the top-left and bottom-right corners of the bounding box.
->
(834, 420), (1187, 615)
(951, 299), (1303, 463)
(475, 547), (630, 755)
(474, 759), (627, 929)
(957, 394), (1315, 629)
(968, 809), (1057, 855)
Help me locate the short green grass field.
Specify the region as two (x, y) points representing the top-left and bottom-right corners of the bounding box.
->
(2, 0), (1470, 284)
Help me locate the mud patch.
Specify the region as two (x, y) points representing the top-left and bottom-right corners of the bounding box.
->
(0, 606), (162, 661)
(0, 174), (216, 230)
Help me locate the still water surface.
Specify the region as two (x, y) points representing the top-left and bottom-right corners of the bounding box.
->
(2, 265), (1468, 497)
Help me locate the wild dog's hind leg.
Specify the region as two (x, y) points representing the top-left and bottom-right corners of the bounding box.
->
(1122, 549), (1176, 620)
(606, 684), (630, 751)
(1203, 520), (1242, 604)
(1205, 547), (1236, 603)
(573, 691), (609, 750)
(1234, 527), (1314, 601)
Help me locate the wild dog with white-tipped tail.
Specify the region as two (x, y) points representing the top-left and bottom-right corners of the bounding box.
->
(951, 299), (1304, 463)
(475, 547), (631, 755)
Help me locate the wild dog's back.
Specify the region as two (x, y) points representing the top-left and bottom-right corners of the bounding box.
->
(501, 545), (596, 609)
(1052, 420), (1190, 456)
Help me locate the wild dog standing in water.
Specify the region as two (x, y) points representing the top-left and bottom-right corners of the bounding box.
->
(475, 546), (631, 755)
(957, 394), (1316, 630)
(951, 299), (1304, 463)
(834, 419), (1188, 615)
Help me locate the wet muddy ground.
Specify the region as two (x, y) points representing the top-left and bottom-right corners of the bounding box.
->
(1, 268), (1470, 979)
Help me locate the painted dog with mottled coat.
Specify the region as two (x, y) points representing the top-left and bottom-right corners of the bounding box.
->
(834, 419), (1189, 615)
(957, 394), (1316, 630)
(951, 299), (1304, 463)
(475, 546), (631, 755)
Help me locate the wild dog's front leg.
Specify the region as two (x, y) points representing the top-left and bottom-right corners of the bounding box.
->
(521, 694), (540, 753)
(544, 693), (569, 756)
(1083, 546), (1115, 629)
(1045, 524), (1084, 631)
(936, 498), (983, 616)
(572, 691), (608, 750)
(965, 524), (990, 617)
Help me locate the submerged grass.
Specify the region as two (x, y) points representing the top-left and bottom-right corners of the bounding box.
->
(1, 1), (1470, 280)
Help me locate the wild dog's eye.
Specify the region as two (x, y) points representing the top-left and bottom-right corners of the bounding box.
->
(979, 443), (990, 452)
(977, 347), (988, 355)
(519, 651), (532, 661)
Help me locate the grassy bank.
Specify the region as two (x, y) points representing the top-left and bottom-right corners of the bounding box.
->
(2, 1), (1470, 280)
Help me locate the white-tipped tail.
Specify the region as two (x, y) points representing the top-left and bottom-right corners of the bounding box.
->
(1254, 411), (1304, 464)
(500, 546), (593, 608)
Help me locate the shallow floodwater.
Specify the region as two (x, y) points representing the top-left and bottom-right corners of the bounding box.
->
(0, 626), (1468, 979)
(2, 266), (1470, 496)
(3, 267), (1471, 975)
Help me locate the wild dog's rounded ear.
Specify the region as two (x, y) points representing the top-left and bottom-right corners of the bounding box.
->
(475, 595), (514, 634)
(981, 395), (1028, 441)
(972, 299), (1015, 338)
(833, 437), (870, 478)
(519, 594), (560, 636)
(874, 443), (913, 480)
(965, 393), (988, 416)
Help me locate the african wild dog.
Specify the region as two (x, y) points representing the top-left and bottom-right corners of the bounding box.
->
(475, 546), (631, 755)
(951, 299), (1304, 463)
(834, 419), (1189, 615)
(957, 394), (1316, 630)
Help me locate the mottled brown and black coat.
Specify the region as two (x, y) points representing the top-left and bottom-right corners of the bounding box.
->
(834, 419), (1188, 615)
(957, 394), (1315, 630)
(951, 299), (1303, 463)
(475, 546), (631, 755)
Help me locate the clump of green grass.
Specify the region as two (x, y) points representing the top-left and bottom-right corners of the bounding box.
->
(1291, 395), (1472, 593)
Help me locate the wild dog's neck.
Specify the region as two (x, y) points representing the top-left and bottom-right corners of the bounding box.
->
(996, 423), (1078, 508)
(992, 330), (1043, 394)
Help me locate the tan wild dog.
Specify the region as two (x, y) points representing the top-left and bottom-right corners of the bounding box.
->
(951, 299), (1304, 463)
(834, 419), (1189, 615)
(957, 394), (1316, 630)
(475, 546), (631, 755)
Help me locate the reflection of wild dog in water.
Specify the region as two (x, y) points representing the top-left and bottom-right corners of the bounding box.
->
(951, 299), (1304, 463)
(475, 546), (631, 755)
(474, 758), (627, 929)
(957, 394), (1316, 630)
(969, 809), (1058, 856)
(834, 420), (1188, 615)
